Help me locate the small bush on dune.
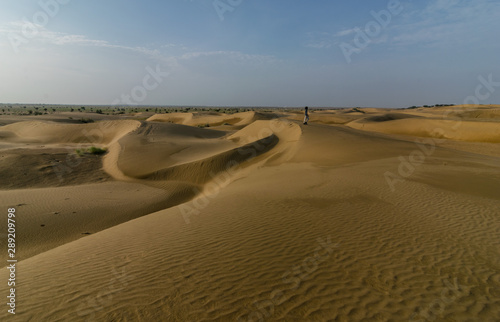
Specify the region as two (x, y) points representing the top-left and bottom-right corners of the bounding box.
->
(88, 146), (107, 155)
(75, 147), (107, 156)
(197, 123), (210, 128)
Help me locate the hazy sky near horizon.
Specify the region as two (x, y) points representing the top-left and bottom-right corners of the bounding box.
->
(1, 0), (499, 107)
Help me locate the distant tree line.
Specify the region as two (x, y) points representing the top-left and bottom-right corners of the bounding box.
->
(406, 104), (456, 109)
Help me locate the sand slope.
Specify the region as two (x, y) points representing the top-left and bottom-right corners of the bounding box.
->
(0, 120), (140, 145)
(146, 111), (274, 128)
(348, 115), (500, 143)
(1, 107), (499, 321)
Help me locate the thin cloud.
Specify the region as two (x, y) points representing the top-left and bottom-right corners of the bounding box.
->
(305, 41), (332, 49)
(0, 21), (163, 58)
(0, 21), (275, 69)
(303, 31), (337, 49)
(180, 51), (276, 64)
(390, 0), (500, 48)
(335, 28), (357, 37)
(303, 0), (500, 52)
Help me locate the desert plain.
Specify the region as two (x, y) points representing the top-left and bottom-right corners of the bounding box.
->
(0, 105), (499, 321)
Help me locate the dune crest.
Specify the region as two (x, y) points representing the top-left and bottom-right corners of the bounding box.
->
(147, 111), (274, 127)
(348, 113), (500, 143)
(0, 120), (141, 145)
(105, 118), (301, 189)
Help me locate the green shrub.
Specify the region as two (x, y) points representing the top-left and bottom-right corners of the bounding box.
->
(76, 147), (107, 156)
(88, 146), (107, 155)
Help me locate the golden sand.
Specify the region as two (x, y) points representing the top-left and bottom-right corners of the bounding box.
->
(0, 106), (499, 321)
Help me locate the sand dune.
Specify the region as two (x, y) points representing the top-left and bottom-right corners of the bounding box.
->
(146, 111), (274, 128)
(348, 113), (500, 143)
(453, 107), (500, 120)
(105, 118), (298, 188)
(0, 119), (140, 145)
(1, 106), (499, 321)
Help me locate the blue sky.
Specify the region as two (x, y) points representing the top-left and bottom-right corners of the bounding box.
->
(1, 0), (499, 107)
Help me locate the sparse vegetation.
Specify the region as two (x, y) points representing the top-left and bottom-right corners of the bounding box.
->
(0, 104), (314, 117)
(406, 104), (457, 109)
(76, 146), (107, 156)
(197, 123), (210, 128)
(352, 107), (366, 114)
(88, 146), (107, 155)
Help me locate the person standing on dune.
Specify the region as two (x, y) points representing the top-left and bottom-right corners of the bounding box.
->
(303, 106), (309, 125)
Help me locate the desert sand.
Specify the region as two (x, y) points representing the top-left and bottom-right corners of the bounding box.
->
(0, 105), (499, 321)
